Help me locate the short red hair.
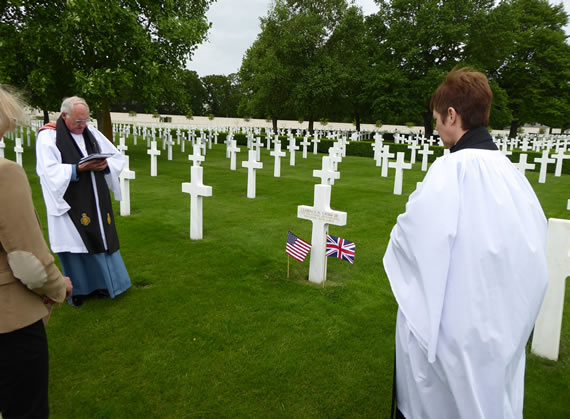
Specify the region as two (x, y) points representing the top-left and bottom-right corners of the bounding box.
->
(430, 67), (492, 130)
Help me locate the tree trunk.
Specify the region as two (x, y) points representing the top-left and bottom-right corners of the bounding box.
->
(308, 118), (314, 135)
(95, 99), (114, 142)
(43, 110), (50, 124)
(509, 120), (519, 138)
(423, 111), (433, 139)
(355, 112), (361, 132)
(272, 116), (278, 133)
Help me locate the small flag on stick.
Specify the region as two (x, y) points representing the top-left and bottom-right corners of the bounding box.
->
(326, 234), (355, 264)
(286, 231), (311, 262)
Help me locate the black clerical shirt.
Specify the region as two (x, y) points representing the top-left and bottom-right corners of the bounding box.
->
(450, 126), (498, 153)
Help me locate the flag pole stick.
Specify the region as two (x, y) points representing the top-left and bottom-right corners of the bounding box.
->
(322, 233), (327, 288)
(287, 255), (290, 279)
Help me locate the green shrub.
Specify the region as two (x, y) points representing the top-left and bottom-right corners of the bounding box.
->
(375, 120), (383, 128)
(208, 114), (214, 120)
(128, 110), (137, 117)
(186, 111), (193, 120)
(152, 111), (160, 118)
(320, 118), (328, 126)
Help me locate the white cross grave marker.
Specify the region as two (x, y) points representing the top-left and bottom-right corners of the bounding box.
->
(531, 218), (570, 361)
(117, 137), (128, 155)
(228, 140), (240, 171)
(381, 145), (395, 177)
(181, 165), (212, 240)
(301, 136), (311, 159)
(407, 140), (420, 164)
(298, 184), (347, 284)
(312, 134), (321, 155)
(552, 149), (570, 177)
(188, 144), (205, 167)
(514, 153), (535, 176)
(252, 136), (263, 161)
(388, 152), (412, 195)
(242, 150), (263, 198)
(119, 156), (136, 216)
(534, 150), (555, 183)
(147, 140), (161, 176)
(0, 138), (5, 159)
(288, 136), (299, 166)
(270, 141), (286, 177)
(14, 138), (24, 167)
(313, 156), (340, 185)
(418, 143), (434, 172)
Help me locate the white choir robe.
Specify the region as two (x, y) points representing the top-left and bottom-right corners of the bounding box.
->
(383, 149), (548, 419)
(36, 125), (125, 253)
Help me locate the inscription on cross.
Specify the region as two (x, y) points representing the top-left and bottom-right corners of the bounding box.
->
(298, 184), (347, 284)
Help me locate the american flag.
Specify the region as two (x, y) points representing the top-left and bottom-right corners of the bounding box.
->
(326, 234), (356, 264)
(286, 231), (311, 262)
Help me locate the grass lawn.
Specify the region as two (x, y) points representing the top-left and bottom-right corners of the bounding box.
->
(5, 130), (569, 418)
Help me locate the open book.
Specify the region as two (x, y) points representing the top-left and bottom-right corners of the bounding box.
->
(78, 153), (114, 164)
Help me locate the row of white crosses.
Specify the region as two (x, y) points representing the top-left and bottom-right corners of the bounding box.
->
(0, 136), (25, 166)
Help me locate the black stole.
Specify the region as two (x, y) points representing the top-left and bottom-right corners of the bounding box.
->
(55, 116), (119, 254)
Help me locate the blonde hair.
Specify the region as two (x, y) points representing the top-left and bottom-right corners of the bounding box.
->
(0, 85), (28, 134)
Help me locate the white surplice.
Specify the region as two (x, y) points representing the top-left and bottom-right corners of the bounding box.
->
(383, 149), (548, 419)
(36, 126), (125, 253)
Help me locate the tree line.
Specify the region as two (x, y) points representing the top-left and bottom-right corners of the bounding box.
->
(1, 0), (569, 139)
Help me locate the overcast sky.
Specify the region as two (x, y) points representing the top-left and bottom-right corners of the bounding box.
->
(186, 0), (570, 78)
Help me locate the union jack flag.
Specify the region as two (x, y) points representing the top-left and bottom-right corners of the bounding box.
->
(326, 234), (355, 264)
(286, 231), (311, 262)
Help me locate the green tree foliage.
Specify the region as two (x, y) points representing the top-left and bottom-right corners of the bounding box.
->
(239, 0), (350, 132)
(490, 0), (570, 136)
(371, 0), (496, 138)
(0, 0), (212, 139)
(202, 74), (241, 117)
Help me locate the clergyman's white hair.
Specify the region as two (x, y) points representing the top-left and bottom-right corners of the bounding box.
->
(60, 96), (90, 115)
